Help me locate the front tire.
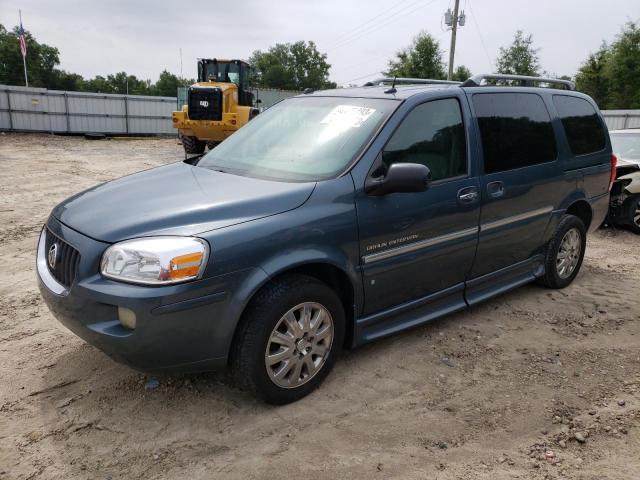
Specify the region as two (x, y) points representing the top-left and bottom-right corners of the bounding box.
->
(181, 135), (205, 154)
(230, 274), (345, 404)
(537, 214), (586, 289)
(623, 195), (640, 234)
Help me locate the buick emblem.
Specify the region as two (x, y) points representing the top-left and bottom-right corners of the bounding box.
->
(48, 243), (58, 269)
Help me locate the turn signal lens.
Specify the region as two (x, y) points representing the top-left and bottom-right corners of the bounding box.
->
(169, 252), (204, 280)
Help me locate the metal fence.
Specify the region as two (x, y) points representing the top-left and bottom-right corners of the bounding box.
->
(601, 110), (640, 130)
(3, 84), (637, 136)
(0, 84), (176, 135)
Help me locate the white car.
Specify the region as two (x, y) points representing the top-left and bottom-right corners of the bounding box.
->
(609, 128), (640, 233)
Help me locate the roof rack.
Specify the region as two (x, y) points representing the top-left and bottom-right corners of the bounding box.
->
(362, 77), (461, 87)
(461, 74), (575, 91)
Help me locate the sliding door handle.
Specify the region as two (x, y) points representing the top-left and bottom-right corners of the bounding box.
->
(487, 181), (505, 198)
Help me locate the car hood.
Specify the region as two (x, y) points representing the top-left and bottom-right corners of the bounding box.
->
(52, 162), (315, 242)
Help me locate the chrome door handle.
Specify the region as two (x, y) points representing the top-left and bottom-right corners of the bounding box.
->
(459, 191), (478, 202)
(487, 181), (505, 198)
(457, 187), (479, 204)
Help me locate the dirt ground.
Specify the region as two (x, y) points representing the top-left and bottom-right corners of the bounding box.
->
(0, 132), (639, 480)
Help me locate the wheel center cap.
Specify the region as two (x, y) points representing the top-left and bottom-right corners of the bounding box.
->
(296, 339), (310, 354)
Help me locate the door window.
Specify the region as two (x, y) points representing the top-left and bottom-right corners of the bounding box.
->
(473, 93), (558, 173)
(553, 95), (606, 156)
(382, 98), (467, 181)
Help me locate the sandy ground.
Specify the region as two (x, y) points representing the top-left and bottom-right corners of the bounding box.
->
(0, 132), (639, 480)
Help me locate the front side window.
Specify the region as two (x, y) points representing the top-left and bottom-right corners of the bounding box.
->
(198, 96), (398, 181)
(553, 95), (606, 156)
(473, 93), (558, 174)
(381, 98), (467, 181)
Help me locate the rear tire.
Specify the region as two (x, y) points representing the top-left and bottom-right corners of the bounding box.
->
(623, 195), (640, 234)
(537, 214), (586, 289)
(230, 274), (345, 404)
(181, 135), (205, 154)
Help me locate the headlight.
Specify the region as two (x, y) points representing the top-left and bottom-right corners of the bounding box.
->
(100, 237), (209, 285)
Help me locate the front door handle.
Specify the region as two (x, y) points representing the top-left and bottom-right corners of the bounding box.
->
(487, 181), (505, 199)
(457, 186), (479, 204)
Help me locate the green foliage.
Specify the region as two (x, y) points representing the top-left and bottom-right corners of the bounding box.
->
(385, 31), (446, 79)
(576, 23), (640, 109)
(249, 41), (335, 91)
(575, 44), (610, 107)
(0, 23), (193, 96)
(496, 30), (541, 76)
(451, 65), (472, 82)
(0, 23), (62, 87)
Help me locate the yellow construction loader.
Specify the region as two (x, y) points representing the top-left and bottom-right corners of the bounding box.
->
(172, 59), (260, 153)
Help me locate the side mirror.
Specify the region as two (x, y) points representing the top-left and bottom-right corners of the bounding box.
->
(365, 163), (432, 196)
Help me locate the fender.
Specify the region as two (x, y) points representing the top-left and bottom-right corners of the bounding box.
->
(216, 248), (363, 360)
(540, 189), (591, 243)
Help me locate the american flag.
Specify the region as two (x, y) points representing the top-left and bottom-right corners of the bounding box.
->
(18, 19), (27, 57)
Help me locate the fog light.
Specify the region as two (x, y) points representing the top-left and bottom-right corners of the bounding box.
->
(118, 307), (136, 330)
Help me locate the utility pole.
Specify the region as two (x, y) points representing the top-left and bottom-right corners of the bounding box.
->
(445, 0), (465, 80)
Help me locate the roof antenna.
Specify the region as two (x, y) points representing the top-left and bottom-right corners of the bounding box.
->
(384, 76), (397, 94)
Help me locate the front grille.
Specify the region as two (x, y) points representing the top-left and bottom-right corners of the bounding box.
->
(45, 229), (80, 288)
(187, 87), (223, 120)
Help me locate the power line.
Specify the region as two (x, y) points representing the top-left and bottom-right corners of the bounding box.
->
(327, 0), (442, 52)
(467, 0), (494, 70)
(339, 70), (385, 85)
(326, 0), (416, 47)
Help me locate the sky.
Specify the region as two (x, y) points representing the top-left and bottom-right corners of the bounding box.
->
(1, 0), (638, 86)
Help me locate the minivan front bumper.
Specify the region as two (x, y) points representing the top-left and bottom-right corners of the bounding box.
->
(37, 217), (257, 373)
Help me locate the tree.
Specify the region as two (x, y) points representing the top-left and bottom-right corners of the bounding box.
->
(605, 22), (640, 109)
(575, 23), (640, 109)
(575, 44), (610, 108)
(249, 41), (335, 90)
(451, 65), (472, 82)
(0, 23), (62, 88)
(496, 30), (541, 76)
(152, 70), (192, 96)
(385, 32), (446, 79)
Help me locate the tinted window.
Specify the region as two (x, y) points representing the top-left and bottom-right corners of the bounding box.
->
(553, 95), (606, 156)
(382, 98), (466, 181)
(473, 93), (557, 173)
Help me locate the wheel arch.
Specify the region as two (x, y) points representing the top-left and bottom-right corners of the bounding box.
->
(565, 199), (593, 230)
(226, 253), (362, 362)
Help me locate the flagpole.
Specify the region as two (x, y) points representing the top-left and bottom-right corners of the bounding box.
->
(19, 10), (28, 87)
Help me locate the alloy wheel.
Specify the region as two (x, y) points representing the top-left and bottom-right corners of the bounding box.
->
(556, 227), (582, 279)
(265, 302), (334, 389)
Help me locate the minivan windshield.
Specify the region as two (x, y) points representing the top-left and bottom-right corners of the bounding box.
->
(610, 132), (640, 161)
(198, 96), (398, 181)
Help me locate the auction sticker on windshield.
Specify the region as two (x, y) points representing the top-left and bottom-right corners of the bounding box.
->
(321, 105), (376, 128)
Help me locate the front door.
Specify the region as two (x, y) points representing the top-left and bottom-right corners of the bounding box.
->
(354, 96), (481, 315)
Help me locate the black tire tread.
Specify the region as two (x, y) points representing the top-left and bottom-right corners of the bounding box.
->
(623, 195), (640, 234)
(181, 135), (206, 154)
(230, 274), (344, 403)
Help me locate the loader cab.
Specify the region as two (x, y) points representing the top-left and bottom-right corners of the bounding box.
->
(198, 59), (254, 107)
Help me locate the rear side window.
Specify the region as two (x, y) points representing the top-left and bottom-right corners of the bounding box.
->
(382, 98), (467, 181)
(553, 95), (606, 156)
(473, 93), (557, 174)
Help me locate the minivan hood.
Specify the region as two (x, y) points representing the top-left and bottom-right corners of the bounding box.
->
(52, 162), (315, 242)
